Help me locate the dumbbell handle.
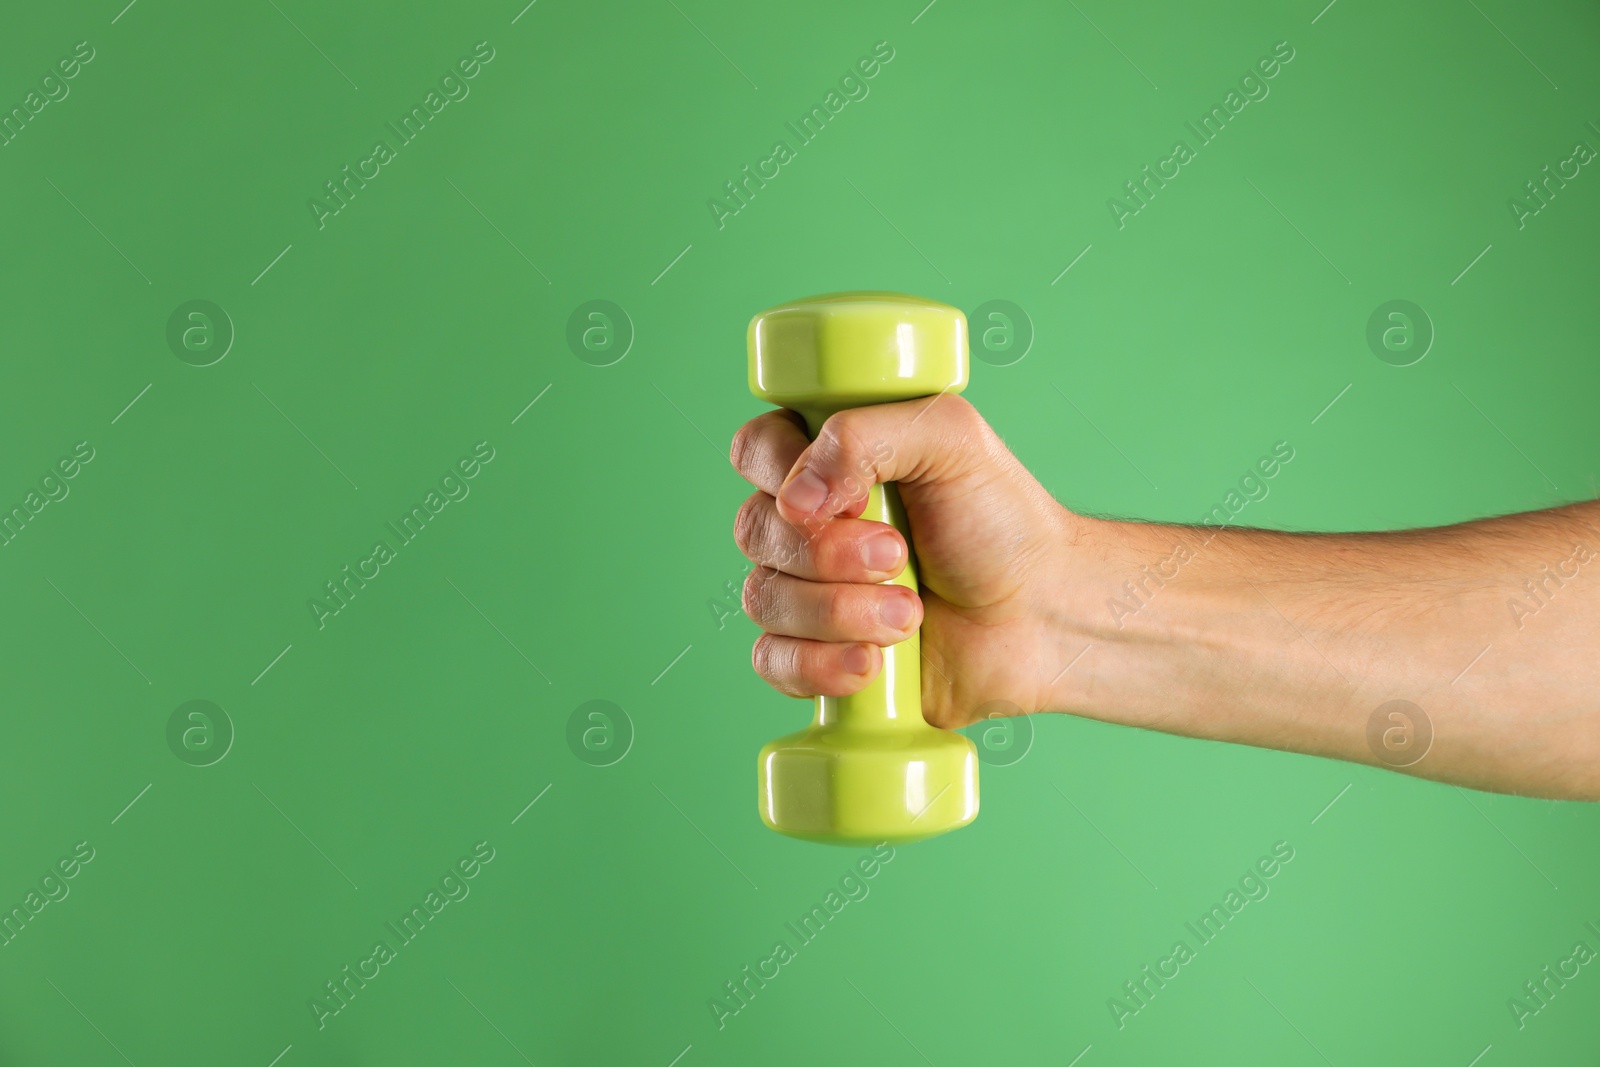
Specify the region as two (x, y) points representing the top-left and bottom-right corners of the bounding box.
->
(795, 408), (922, 734)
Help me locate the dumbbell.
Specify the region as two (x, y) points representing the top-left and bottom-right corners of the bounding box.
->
(746, 291), (980, 845)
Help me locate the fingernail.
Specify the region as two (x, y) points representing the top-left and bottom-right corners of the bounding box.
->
(879, 594), (916, 631)
(783, 468), (828, 514)
(842, 644), (872, 675)
(861, 532), (902, 572)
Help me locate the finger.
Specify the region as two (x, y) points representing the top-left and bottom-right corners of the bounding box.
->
(734, 491), (908, 583)
(743, 569), (922, 645)
(752, 633), (881, 698)
(730, 408), (809, 496)
(774, 393), (991, 523)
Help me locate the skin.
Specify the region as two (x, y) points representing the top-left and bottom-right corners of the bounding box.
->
(729, 395), (1600, 802)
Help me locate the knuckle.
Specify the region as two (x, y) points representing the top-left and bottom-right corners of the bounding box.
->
(813, 415), (845, 455)
(751, 632), (776, 673)
(820, 583), (854, 632)
(946, 394), (988, 445)
(804, 415), (882, 515)
(796, 641), (828, 683)
(733, 493), (765, 555)
(772, 530), (805, 571)
(728, 422), (751, 473)
(830, 407), (866, 442)
(812, 412), (855, 466)
(945, 392), (978, 423)
(823, 411), (868, 466)
(741, 568), (768, 621)
(752, 633), (794, 686)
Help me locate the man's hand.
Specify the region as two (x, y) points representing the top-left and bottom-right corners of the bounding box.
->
(728, 395), (1075, 728)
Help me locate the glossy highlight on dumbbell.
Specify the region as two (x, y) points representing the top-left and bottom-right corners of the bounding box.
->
(747, 291), (980, 846)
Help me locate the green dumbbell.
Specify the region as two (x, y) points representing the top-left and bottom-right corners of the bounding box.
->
(746, 291), (980, 846)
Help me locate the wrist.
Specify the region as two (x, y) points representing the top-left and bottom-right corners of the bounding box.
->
(1035, 512), (1183, 713)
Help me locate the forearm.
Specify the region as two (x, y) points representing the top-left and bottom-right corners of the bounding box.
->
(1044, 501), (1600, 799)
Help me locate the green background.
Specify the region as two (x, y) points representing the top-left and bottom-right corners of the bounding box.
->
(2, 0), (1598, 1063)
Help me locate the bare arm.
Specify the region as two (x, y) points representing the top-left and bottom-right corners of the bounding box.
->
(1041, 501), (1600, 799)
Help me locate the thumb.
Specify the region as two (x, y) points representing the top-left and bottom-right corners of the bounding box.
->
(774, 393), (988, 525)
